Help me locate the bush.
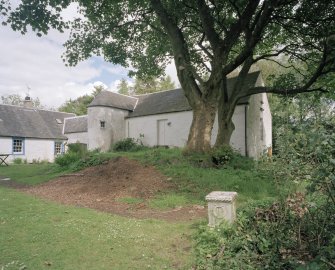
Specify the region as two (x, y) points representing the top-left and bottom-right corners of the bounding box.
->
(112, 138), (146, 152)
(211, 145), (235, 166)
(186, 145), (254, 170)
(67, 143), (88, 156)
(194, 195), (335, 270)
(13, 158), (23, 164)
(55, 152), (81, 167)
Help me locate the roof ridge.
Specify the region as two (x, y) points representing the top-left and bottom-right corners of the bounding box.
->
(64, 115), (88, 120)
(0, 103), (75, 115)
(101, 90), (139, 100)
(133, 88), (182, 97)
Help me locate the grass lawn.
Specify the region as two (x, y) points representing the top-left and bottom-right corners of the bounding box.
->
(0, 163), (66, 185)
(0, 148), (290, 269)
(0, 187), (194, 270)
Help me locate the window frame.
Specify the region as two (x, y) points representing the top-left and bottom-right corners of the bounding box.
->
(12, 137), (25, 155)
(54, 141), (64, 156)
(100, 120), (106, 129)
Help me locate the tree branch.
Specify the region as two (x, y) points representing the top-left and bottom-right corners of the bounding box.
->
(150, 0), (204, 101)
(196, 0), (222, 51)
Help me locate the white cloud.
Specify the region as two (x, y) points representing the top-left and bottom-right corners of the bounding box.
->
(0, 6), (180, 110)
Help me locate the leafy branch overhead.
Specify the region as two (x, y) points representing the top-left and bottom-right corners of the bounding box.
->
(2, 0), (334, 152)
(2, 1), (334, 96)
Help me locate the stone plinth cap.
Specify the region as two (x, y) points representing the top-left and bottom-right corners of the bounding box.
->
(205, 191), (237, 202)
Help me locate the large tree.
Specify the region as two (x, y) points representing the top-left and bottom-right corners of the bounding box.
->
(2, 0), (334, 152)
(58, 85), (104, 115)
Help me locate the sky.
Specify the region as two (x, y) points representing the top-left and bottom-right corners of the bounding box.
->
(0, 6), (179, 109)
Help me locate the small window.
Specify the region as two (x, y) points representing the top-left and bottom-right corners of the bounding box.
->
(54, 142), (63, 155)
(13, 138), (24, 154)
(100, 121), (106, 128)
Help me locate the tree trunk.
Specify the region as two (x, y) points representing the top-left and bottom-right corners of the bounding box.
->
(215, 103), (235, 147)
(185, 102), (217, 153)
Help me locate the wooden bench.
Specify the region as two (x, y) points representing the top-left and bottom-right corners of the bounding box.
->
(0, 154), (9, 166)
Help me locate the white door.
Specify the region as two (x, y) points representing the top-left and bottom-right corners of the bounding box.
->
(157, 119), (167, 145)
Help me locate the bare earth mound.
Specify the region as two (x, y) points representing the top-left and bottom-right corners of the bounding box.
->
(22, 157), (206, 222)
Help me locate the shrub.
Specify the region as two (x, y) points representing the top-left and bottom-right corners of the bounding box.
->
(13, 158), (22, 164)
(67, 143), (88, 157)
(211, 145), (235, 166)
(55, 152), (81, 167)
(194, 195), (335, 270)
(112, 138), (146, 152)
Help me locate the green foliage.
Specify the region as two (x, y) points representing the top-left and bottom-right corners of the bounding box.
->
(194, 79), (335, 269)
(194, 195), (335, 269)
(12, 158), (23, 164)
(55, 152), (81, 167)
(116, 76), (176, 95)
(117, 78), (130, 95)
(58, 85), (104, 115)
(112, 138), (146, 152)
(67, 143), (88, 156)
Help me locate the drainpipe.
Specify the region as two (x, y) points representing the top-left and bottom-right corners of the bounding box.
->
(245, 105), (248, 157)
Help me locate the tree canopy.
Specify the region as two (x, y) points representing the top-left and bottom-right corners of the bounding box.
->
(1, 94), (43, 108)
(58, 85), (104, 115)
(2, 0), (334, 152)
(117, 75), (175, 95)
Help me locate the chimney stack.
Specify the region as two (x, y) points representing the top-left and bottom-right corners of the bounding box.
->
(24, 95), (33, 108)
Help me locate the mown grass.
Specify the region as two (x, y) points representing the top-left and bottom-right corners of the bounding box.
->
(0, 187), (194, 270)
(0, 163), (65, 185)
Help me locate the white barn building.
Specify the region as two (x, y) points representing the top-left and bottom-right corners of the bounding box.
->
(64, 71), (272, 158)
(0, 72), (272, 163)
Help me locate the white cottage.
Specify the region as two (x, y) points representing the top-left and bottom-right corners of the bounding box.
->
(0, 100), (74, 163)
(64, 71), (272, 158)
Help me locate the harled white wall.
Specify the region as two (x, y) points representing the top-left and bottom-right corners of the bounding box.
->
(0, 136), (65, 163)
(66, 132), (88, 145)
(88, 106), (128, 151)
(246, 93), (272, 158)
(126, 105), (247, 155)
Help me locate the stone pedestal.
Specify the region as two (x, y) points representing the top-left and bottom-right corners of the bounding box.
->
(205, 191), (237, 227)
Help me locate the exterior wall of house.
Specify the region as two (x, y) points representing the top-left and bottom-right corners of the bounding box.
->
(0, 136), (65, 163)
(126, 105), (247, 155)
(65, 132), (88, 145)
(246, 93), (272, 158)
(87, 106), (128, 151)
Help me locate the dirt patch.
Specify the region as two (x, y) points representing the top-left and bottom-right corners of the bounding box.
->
(21, 157), (206, 222)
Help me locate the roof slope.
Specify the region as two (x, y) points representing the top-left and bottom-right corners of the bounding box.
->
(0, 105), (74, 139)
(88, 91), (137, 110)
(64, 116), (88, 134)
(128, 71), (260, 118)
(129, 88), (190, 118)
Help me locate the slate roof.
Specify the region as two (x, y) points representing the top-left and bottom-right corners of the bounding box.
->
(87, 72), (260, 118)
(64, 116), (88, 134)
(0, 104), (75, 139)
(88, 91), (137, 110)
(129, 88), (190, 118)
(128, 71), (260, 118)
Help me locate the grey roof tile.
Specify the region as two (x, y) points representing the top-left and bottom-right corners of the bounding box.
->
(88, 91), (138, 110)
(64, 116), (88, 134)
(128, 71), (260, 118)
(0, 105), (74, 139)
